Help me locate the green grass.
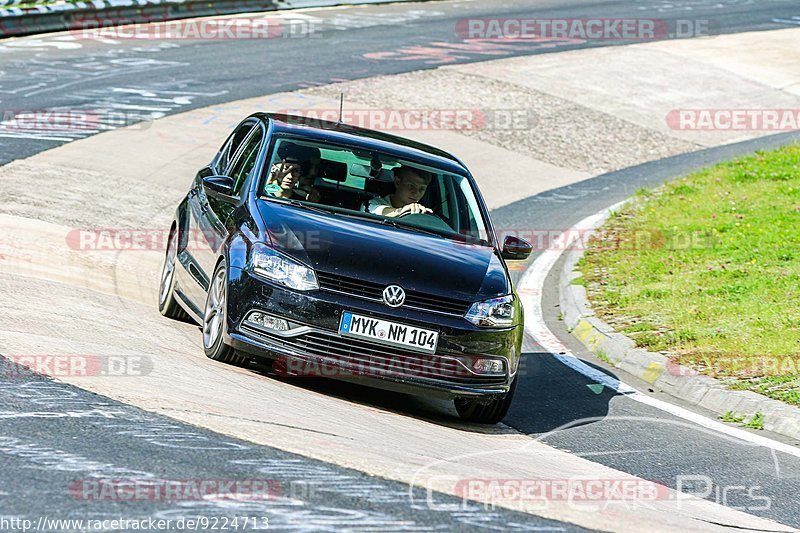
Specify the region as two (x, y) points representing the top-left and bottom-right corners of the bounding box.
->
(16, 1), (71, 8)
(580, 144), (800, 406)
(728, 376), (800, 405)
(743, 412), (765, 430)
(719, 411), (745, 424)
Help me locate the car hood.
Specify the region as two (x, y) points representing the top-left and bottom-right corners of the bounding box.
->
(256, 201), (509, 303)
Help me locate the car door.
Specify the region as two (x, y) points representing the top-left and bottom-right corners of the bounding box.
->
(184, 120), (256, 305)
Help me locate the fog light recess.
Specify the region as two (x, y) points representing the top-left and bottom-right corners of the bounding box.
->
(472, 358), (505, 374)
(246, 311), (289, 332)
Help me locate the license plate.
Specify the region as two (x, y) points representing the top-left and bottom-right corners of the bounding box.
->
(339, 312), (438, 354)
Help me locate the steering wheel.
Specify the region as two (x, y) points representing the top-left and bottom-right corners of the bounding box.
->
(396, 208), (441, 220)
(394, 211), (454, 233)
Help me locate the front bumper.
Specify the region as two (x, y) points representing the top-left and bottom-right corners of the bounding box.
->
(225, 268), (523, 399)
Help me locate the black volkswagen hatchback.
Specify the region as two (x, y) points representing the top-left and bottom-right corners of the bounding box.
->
(159, 113), (532, 423)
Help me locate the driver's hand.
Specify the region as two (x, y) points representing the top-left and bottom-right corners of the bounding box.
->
(399, 203), (432, 216)
(305, 188), (322, 203)
(268, 162), (300, 185)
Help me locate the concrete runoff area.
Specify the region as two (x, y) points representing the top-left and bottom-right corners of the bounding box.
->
(1, 27), (800, 531)
(306, 27), (800, 167)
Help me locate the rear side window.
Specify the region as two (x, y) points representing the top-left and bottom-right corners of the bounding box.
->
(214, 123), (254, 174)
(228, 128), (264, 196)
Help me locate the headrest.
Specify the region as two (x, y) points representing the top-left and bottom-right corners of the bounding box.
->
(318, 159), (347, 182)
(277, 142), (320, 164)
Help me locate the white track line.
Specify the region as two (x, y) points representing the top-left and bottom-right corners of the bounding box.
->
(518, 201), (800, 460)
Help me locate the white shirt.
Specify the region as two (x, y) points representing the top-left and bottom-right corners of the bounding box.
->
(366, 194), (393, 215)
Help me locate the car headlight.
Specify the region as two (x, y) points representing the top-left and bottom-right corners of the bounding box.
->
(465, 294), (515, 328)
(250, 243), (318, 291)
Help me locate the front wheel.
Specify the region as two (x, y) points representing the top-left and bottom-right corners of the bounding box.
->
(454, 376), (517, 424)
(202, 260), (248, 367)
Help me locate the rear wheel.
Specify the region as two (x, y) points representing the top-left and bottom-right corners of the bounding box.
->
(454, 376), (517, 424)
(203, 261), (248, 367)
(158, 226), (191, 322)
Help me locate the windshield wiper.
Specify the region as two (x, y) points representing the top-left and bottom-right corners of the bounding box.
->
(287, 198), (332, 214)
(380, 217), (444, 238)
(265, 197), (335, 215)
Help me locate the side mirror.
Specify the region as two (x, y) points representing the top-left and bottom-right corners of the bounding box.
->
(202, 175), (235, 198)
(501, 235), (533, 261)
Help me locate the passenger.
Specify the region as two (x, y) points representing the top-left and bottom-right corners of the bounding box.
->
(264, 143), (321, 202)
(367, 166), (433, 217)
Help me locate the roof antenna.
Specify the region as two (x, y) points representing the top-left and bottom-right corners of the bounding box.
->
(338, 92), (344, 124)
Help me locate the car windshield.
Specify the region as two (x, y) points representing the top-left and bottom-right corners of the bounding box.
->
(259, 137), (491, 245)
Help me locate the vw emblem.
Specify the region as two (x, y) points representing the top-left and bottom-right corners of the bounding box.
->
(382, 285), (406, 307)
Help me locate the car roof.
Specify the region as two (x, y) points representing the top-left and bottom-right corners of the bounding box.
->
(255, 113), (470, 176)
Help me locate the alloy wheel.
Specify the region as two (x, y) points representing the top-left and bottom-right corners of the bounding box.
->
(159, 230), (178, 306)
(203, 267), (227, 349)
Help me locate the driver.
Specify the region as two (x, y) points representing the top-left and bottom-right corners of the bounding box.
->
(366, 166), (433, 217)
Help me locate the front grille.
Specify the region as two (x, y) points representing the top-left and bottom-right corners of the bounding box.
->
(241, 325), (506, 386)
(316, 271), (471, 317)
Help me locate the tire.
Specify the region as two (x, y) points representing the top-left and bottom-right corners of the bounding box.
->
(202, 260), (248, 367)
(158, 226), (191, 322)
(454, 375), (518, 424)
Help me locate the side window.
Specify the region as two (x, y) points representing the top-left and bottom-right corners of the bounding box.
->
(227, 128), (264, 196)
(214, 123), (254, 174)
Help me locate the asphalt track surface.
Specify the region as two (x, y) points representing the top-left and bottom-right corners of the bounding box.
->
(0, 0), (798, 166)
(0, 365), (579, 531)
(2, 0), (800, 530)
